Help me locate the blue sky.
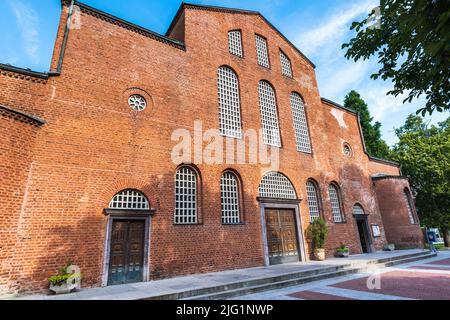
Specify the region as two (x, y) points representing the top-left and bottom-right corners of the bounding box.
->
(0, 0), (448, 145)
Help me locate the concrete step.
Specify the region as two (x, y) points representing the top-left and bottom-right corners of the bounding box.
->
(142, 250), (434, 300)
(184, 251), (436, 301)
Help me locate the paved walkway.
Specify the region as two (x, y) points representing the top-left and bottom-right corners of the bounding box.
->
(11, 249), (429, 300)
(236, 250), (450, 300)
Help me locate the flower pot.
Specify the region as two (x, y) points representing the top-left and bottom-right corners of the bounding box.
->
(49, 283), (73, 295)
(383, 244), (395, 251)
(314, 249), (326, 261)
(337, 250), (349, 258)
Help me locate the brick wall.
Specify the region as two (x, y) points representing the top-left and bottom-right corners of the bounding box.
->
(0, 3), (414, 294)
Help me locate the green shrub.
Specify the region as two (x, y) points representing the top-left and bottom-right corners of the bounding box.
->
(306, 218), (328, 250)
(336, 243), (349, 253)
(48, 262), (81, 286)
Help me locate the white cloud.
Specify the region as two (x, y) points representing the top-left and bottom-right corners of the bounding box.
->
(8, 0), (40, 64)
(295, 0), (377, 56)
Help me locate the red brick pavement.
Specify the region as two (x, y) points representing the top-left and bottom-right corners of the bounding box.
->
(426, 258), (450, 266)
(332, 271), (450, 300)
(288, 291), (355, 300)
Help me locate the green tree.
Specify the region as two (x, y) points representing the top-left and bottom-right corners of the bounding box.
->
(344, 90), (391, 159)
(391, 115), (450, 246)
(342, 0), (450, 116)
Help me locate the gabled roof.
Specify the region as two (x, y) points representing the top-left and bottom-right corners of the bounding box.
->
(166, 2), (316, 69)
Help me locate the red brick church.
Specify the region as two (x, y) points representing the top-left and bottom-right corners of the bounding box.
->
(0, 1), (424, 294)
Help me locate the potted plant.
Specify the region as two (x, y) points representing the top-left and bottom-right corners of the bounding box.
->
(336, 243), (350, 257)
(48, 262), (81, 295)
(306, 218), (328, 261)
(383, 243), (395, 251)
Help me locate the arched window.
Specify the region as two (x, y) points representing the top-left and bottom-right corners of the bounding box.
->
(259, 172), (296, 199)
(228, 30), (243, 57)
(306, 180), (321, 222)
(353, 204), (365, 215)
(255, 34), (270, 68)
(109, 189), (149, 210)
(328, 183), (345, 223)
(221, 171), (241, 224)
(175, 166), (198, 224)
(217, 66), (242, 138)
(280, 50), (293, 77)
(404, 188), (418, 224)
(258, 81), (281, 147)
(290, 93), (312, 153)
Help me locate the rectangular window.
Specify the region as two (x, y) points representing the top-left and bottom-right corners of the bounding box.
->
(255, 35), (270, 68)
(228, 30), (243, 57)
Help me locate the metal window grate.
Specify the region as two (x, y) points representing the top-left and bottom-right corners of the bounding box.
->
(280, 51), (293, 77)
(353, 204), (365, 215)
(306, 181), (320, 222)
(228, 31), (243, 57)
(221, 172), (240, 224)
(217, 67), (242, 138)
(258, 81), (281, 147)
(255, 35), (270, 68)
(175, 167), (197, 224)
(329, 185), (344, 223)
(290, 93), (312, 153)
(128, 95), (147, 111)
(259, 172), (296, 199)
(404, 190), (417, 224)
(109, 190), (149, 210)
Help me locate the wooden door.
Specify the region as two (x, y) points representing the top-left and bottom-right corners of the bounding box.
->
(108, 220), (145, 285)
(265, 209), (300, 264)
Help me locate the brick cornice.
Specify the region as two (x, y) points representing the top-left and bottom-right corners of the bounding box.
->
(0, 64), (48, 83)
(0, 104), (46, 127)
(371, 175), (409, 181)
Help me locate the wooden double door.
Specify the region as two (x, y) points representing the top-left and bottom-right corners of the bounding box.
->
(108, 220), (145, 285)
(265, 209), (300, 265)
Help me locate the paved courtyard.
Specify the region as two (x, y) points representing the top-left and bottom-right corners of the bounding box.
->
(236, 250), (450, 300)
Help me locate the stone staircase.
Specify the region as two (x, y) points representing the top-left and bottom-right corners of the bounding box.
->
(142, 250), (436, 300)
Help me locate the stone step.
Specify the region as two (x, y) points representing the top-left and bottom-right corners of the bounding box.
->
(142, 250), (434, 300)
(187, 251), (436, 300)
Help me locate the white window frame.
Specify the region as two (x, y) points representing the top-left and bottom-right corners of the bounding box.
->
(258, 81), (281, 147)
(255, 34), (270, 68)
(329, 184), (344, 223)
(228, 30), (243, 57)
(221, 172), (241, 224)
(306, 181), (321, 222)
(259, 172), (296, 199)
(290, 93), (312, 153)
(109, 189), (149, 210)
(280, 50), (293, 77)
(217, 66), (242, 138)
(174, 166), (198, 224)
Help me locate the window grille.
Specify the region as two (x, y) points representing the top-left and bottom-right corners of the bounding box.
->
(290, 93), (312, 153)
(228, 30), (243, 57)
(217, 66), (242, 138)
(258, 81), (281, 147)
(280, 51), (293, 77)
(353, 204), (365, 215)
(175, 167), (197, 224)
(109, 190), (149, 210)
(255, 35), (270, 68)
(221, 172), (240, 224)
(128, 95), (147, 111)
(329, 184), (344, 223)
(306, 181), (320, 222)
(259, 172), (296, 199)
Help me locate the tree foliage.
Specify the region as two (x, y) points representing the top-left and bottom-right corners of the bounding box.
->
(342, 0), (450, 115)
(391, 115), (450, 239)
(344, 90), (391, 159)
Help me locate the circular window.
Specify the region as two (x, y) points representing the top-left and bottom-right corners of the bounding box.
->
(343, 143), (352, 157)
(128, 95), (147, 111)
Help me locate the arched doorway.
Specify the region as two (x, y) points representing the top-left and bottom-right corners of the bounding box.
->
(258, 172), (306, 265)
(353, 204), (372, 253)
(103, 190), (154, 286)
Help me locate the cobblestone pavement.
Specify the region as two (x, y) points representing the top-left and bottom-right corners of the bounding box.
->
(235, 251), (450, 300)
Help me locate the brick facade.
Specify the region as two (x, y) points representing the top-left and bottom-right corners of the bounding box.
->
(0, 2), (423, 294)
